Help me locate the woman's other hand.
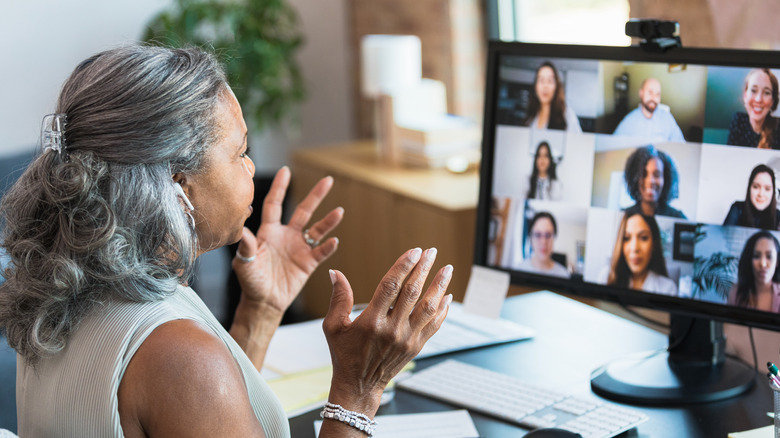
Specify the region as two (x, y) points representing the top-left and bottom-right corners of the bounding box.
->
(322, 248), (453, 419)
(232, 166), (343, 315)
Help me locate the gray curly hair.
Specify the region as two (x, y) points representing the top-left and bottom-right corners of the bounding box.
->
(0, 44), (228, 364)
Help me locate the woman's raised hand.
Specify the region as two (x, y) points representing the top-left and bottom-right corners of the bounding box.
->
(321, 248), (453, 419)
(232, 166), (343, 315)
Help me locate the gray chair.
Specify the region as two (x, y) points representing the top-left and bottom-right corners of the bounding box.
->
(0, 148), (34, 434)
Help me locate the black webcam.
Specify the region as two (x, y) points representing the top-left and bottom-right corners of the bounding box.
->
(625, 19), (681, 52)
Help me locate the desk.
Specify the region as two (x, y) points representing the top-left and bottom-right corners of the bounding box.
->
(291, 142), (479, 317)
(289, 292), (772, 437)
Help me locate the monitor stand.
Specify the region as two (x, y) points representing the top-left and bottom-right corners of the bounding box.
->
(591, 315), (756, 405)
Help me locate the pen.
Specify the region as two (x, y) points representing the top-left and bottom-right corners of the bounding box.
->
(767, 372), (780, 388)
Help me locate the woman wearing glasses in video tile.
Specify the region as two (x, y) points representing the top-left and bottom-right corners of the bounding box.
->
(728, 230), (780, 312)
(523, 61), (582, 133)
(517, 211), (569, 278)
(723, 164), (780, 230)
(600, 212), (677, 295)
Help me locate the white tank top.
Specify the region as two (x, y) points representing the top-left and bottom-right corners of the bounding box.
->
(16, 285), (289, 437)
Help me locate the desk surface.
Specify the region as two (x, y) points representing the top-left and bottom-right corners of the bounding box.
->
(289, 291), (772, 437)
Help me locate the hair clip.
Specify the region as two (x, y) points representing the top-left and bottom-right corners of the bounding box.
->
(41, 113), (67, 155)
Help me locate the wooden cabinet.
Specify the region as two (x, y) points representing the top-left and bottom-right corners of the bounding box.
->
(291, 142), (478, 317)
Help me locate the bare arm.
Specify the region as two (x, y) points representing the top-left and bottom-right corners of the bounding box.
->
(118, 319), (266, 437)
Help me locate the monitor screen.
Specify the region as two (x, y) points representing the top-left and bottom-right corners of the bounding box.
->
(474, 41), (780, 404)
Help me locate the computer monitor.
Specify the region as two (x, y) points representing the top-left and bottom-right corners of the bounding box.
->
(474, 40), (780, 405)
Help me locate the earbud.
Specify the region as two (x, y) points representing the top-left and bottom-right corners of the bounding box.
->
(173, 183), (194, 211)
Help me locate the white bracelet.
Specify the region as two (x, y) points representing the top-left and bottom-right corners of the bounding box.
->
(320, 402), (377, 436)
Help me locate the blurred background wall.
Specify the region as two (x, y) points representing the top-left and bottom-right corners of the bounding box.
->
(0, 0), (355, 175)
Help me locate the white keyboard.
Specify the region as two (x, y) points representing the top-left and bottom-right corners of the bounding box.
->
(396, 360), (648, 438)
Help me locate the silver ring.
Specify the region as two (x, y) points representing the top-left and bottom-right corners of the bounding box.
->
(303, 228), (319, 248)
(235, 251), (256, 263)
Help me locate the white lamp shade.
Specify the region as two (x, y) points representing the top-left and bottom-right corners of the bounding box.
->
(361, 35), (422, 97)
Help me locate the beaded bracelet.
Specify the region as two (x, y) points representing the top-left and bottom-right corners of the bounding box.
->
(320, 402), (377, 436)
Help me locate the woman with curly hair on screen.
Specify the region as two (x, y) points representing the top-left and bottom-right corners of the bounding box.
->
(623, 145), (686, 219)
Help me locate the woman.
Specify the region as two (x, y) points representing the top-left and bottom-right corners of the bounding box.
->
(723, 164), (780, 230)
(526, 141), (562, 201)
(727, 68), (780, 149)
(623, 145), (686, 219)
(600, 212), (677, 295)
(728, 230), (780, 312)
(517, 212), (569, 278)
(523, 61), (582, 132)
(0, 45), (453, 437)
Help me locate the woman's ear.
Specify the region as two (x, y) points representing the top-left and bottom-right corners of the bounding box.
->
(172, 172), (188, 193)
(172, 173), (194, 211)
(173, 173), (195, 213)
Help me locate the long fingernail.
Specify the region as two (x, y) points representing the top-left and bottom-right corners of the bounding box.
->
(426, 247), (437, 262)
(445, 294), (453, 306)
(410, 248), (422, 263)
(329, 269), (337, 285)
(443, 264), (453, 279)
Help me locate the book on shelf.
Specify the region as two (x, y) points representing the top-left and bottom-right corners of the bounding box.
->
(402, 147), (481, 168)
(395, 114), (480, 148)
(395, 114), (480, 168)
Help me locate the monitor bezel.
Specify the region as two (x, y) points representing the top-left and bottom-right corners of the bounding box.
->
(475, 40), (780, 332)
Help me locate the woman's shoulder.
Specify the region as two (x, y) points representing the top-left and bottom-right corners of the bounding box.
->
(730, 112), (749, 126)
(646, 271), (677, 295)
(723, 202), (745, 226)
(119, 319), (265, 436)
(551, 261), (570, 277)
(726, 284), (739, 305)
(564, 106), (582, 132)
(726, 201), (744, 214)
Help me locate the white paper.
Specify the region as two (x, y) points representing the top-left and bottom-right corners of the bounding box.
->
(418, 302), (534, 358)
(262, 319), (330, 377)
(461, 265), (510, 319)
(261, 307), (365, 379)
(314, 409), (479, 438)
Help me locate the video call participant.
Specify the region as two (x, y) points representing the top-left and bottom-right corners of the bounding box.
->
(526, 141), (562, 201)
(623, 145), (686, 219)
(613, 78), (685, 142)
(723, 164), (780, 230)
(517, 211), (569, 278)
(728, 230), (780, 312)
(523, 61), (582, 132)
(727, 68), (780, 149)
(599, 212), (677, 295)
